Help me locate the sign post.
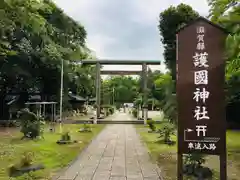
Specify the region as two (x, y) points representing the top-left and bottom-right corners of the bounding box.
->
(176, 17), (228, 180)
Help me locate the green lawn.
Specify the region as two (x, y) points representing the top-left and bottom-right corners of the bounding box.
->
(0, 124), (105, 180)
(65, 113), (91, 120)
(136, 124), (240, 180)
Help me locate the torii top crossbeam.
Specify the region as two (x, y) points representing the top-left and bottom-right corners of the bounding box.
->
(81, 59), (161, 65)
(101, 70), (142, 75)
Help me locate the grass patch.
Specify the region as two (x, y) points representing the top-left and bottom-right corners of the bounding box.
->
(66, 114), (90, 121)
(0, 124), (105, 180)
(135, 124), (240, 180)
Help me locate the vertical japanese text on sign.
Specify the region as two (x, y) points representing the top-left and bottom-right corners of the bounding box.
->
(176, 16), (228, 180)
(177, 17), (227, 155)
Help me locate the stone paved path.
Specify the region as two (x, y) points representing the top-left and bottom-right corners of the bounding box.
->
(56, 113), (162, 180)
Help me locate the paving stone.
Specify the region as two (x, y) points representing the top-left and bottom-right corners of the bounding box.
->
(111, 166), (126, 176)
(57, 164), (83, 180)
(97, 157), (113, 171)
(109, 176), (127, 180)
(74, 174), (93, 180)
(143, 176), (161, 180)
(127, 174), (143, 180)
(55, 113), (162, 180)
(92, 170), (111, 180)
(78, 167), (96, 176)
(103, 144), (116, 157)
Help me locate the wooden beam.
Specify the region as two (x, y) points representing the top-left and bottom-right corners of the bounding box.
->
(80, 59), (161, 65)
(100, 70), (142, 75)
(96, 62), (101, 119)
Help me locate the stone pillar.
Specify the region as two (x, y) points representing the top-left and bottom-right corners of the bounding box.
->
(96, 62), (101, 121)
(142, 63), (148, 124)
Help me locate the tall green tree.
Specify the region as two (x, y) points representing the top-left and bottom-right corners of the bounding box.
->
(208, 0), (240, 123)
(0, 0), (94, 119)
(208, 0), (239, 73)
(152, 73), (177, 123)
(158, 4), (199, 79)
(102, 76), (139, 105)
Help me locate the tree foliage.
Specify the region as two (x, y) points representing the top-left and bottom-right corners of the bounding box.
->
(158, 3), (199, 80)
(19, 108), (44, 138)
(152, 73), (177, 123)
(0, 0), (95, 119)
(101, 69), (165, 111)
(157, 2), (240, 124)
(208, 0), (240, 123)
(102, 76), (139, 105)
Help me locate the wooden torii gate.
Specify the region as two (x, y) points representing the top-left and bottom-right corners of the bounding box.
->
(81, 59), (160, 124)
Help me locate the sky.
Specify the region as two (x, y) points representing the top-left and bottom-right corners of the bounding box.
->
(53, 0), (210, 76)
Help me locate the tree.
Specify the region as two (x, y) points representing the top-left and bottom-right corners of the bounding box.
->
(208, 0), (239, 22)
(208, 0), (240, 123)
(152, 73), (177, 123)
(158, 4), (199, 80)
(102, 76), (139, 105)
(208, 0), (239, 73)
(19, 108), (44, 139)
(0, 0), (94, 119)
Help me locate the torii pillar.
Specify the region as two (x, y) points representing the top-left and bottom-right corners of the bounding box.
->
(95, 62), (101, 122)
(142, 62), (148, 124)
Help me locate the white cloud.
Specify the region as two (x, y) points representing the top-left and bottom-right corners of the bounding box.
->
(86, 35), (116, 58)
(129, 0), (209, 25)
(179, 0), (209, 15)
(129, 0), (176, 25)
(53, 0), (210, 73)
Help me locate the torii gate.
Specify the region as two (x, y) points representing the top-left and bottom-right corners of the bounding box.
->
(81, 59), (160, 124)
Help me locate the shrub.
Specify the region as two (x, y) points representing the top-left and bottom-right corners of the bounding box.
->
(184, 153), (205, 168)
(147, 119), (156, 132)
(106, 111), (109, 116)
(82, 108), (88, 115)
(116, 103), (121, 110)
(8, 164), (18, 175)
(8, 152), (45, 177)
(93, 104), (97, 109)
(8, 151), (34, 175)
(61, 132), (71, 141)
(132, 108), (137, 117)
(8, 151), (34, 176)
(108, 107), (114, 114)
(20, 151), (34, 167)
(79, 122), (92, 133)
(83, 122), (91, 131)
(102, 105), (115, 115)
(19, 109), (45, 139)
(183, 153), (212, 178)
(158, 122), (176, 144)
